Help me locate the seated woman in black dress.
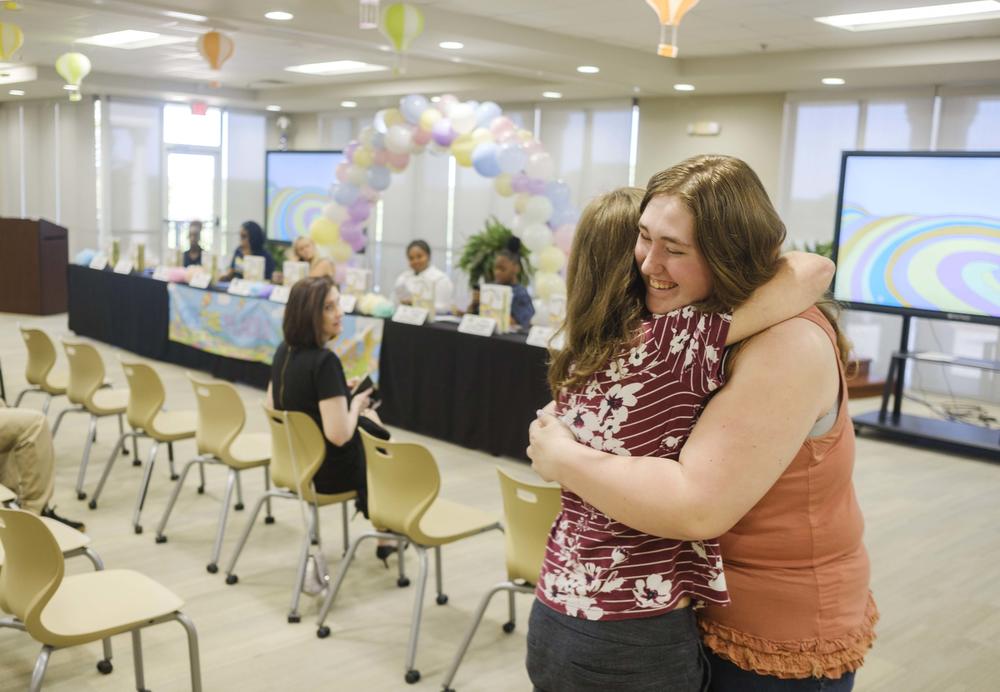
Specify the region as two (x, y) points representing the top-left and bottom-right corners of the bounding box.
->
(265, 276), (394, 561)
(220, 220), (275, 281)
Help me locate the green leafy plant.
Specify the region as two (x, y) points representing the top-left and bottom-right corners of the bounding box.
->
(457, 216), (532, 288)
(799, 240), (834, 259)
(265, 240), (288, 266)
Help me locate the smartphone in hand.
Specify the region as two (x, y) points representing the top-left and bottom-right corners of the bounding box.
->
(351, 374), (374, 396)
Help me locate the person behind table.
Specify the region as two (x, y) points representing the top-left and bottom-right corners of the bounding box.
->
(183, 220), (204, 267)
(220, 221), (275, 281)
(265, 276), (396, 564)
(290, 236), (336, 279)
(491, 239), (534, 329)
(392, 240), (454, 313)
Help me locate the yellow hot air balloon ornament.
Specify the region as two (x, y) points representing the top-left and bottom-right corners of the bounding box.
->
(3, 3), (23, 11)
(645, 0), (700, 58)
(196, 30), (234, 87)
(379, 3), (424, 73)
(0, 21), (23, 60)
(55, 52), (91, 102)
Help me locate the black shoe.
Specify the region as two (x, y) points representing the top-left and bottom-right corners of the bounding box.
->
(375, 544), (398, 568)
(41, 506), (86, 533)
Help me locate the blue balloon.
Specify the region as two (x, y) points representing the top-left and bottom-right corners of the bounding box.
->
(367, 165), (392, 191)
(472, 141), (502, 178)
(400, 94), (429, 124)
(497, 141), (528, 175)
(333, 183), (360, 206)
(544, 180), (572, 209)
(549, 206), (579, 229)
(475, 101), (502, 128)
(371, 132), (386, 150)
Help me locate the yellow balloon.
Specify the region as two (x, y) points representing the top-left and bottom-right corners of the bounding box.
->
(419, 108), (441, 131)
(472, 127), (491, 145)
(517, 129), (533, 142)
(383, 108), (405, 128)
(494, 173), (513, 197)
(353, 147), (373, 168)
(329, 239), (352, 263)
(451, 133), (475, 167)
(537, 245), (566, 273)
(535, 271), (566, 300)
(309, 217), (340, 248)
(514, 193), (531, 214)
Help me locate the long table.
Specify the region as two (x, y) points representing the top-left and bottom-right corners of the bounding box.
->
(67, 265), (552, 459)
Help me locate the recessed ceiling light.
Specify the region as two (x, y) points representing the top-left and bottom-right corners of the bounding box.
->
(577, 65), (600, 74)
(9, 89), (25, 96)
(377, 45), (392, 52)
(822, 77), (846, 86)
(450, 57), (462, 63)
(77, 29), (188, 49)
(285, 60), (388, 76)
(439, 41), (464, 50)
(340, 100), (358, 108)
(673, 83), (695, 92)
(164, 10), (208, 22)
(63, 84), (78, 91)
(430, 96), (441, 103)
(265, 11), (294, 21)
(542, 91), (562, 99)
(266, 104), (282, 112)
(816, 1), (1000, 31)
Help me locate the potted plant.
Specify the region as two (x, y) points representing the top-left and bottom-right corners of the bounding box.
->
(457, 216), (532, 289)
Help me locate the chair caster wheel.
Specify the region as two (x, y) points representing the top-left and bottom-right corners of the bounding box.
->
(123, 447), (130, 455)
(155, 535), (167, 544)
(397, 577), (410, 588)
(96, 659), (113, 674)
(443, 688), (456, 692)
(196, 485), (205, 494)
(287, 614), (301, 624)
(206, 563), (218, 574)
(132, 459), (142, 467)
(234, 502), (244, 511)
(317, 626), (330, 639)
(225, 574), (238, 585)
(88, 500), (97, 510)
(436, 594), (449, 605)
(405, 669), (421, 684)
(264, 516), (275, 524)
(170, 473), (180, 481)
(502, 621), (516, 634)
(77, 491), (87, 501)
(133, 525), (143, 535)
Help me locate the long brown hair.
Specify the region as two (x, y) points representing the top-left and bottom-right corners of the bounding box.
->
(283, 275), (335, 349)
(643, 154), (851, 368)
(548, 187), (646, 396)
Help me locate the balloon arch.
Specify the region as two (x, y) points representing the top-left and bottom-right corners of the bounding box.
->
(308, 94), (579, 300)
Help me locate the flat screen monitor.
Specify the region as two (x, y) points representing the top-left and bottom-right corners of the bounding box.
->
(265, 150), (344, 242)
(832, 151), (1000, 326)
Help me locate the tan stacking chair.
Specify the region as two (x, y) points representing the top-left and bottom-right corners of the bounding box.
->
(441, 468), (562, 692)
(14, 327), (68, 416)
(0, 512), (114, 676)
(223, 407), (356, 623)
(57, 340), (130, 502)
(155, 374), (272, 575)
(0, 508), (202, 692)
(87, 360), (197, 534)
(315, 430), (503, 685)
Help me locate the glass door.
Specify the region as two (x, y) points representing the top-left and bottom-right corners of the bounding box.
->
(165, 150), (220, 256)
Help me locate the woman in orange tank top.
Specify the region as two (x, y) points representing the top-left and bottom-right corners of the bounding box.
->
(528, 155), (877, 691)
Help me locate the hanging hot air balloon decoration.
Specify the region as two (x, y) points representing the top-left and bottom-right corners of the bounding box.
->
(196, 30), (234, 87)
(55, 52), (91, 102)
(645, 0), (700, 58)
(0, 21), (23, 60)
(3, 3), (23, 11)
(379, 3), (423, 73)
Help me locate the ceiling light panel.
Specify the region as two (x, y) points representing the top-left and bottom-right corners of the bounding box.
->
(285, 60), (388, 76)
(815, 1), (1000, 31)
(77, 30), (189, 49)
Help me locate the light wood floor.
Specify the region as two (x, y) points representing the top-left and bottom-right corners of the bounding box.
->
(1, 311), (998, 692)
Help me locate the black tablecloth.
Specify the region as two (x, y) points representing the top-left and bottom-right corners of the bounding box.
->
(378, 319), (552, 460)
(67, 265), (271, 388)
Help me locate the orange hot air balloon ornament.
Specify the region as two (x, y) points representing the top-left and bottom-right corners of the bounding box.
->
(645, 0), (700, 58)
(196, 30), (234, 87)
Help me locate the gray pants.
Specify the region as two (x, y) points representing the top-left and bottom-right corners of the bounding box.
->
(527, 600), (708, 692)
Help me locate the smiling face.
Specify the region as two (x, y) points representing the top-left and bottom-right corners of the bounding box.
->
(492, 254), (519, 285)
(322, 286), (342, 340)
(407, 245), (430, 273)
(635, 194), (714, 314)
(294, 236), (316, 262)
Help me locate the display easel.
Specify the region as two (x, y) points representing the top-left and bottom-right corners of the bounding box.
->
(852, 314), (1000, 460)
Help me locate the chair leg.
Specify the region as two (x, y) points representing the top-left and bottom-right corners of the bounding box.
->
(78, 547), (115, 672)
(403, 545), (431, 684)
(41, 393), (52, 415)
(234, 470), (245, 511)
(75, 415), (99, 500)
(168, 441), (178, 479)
(506, 589), (517, 631)
(207, 468), (238, 574)
(13, 387), (36, 408)
(173, 612), (203, 692)
(440, 583), (513, 692)
(340, 501), (349, 555)
(197, 461), (207, 494)
(131, 441), (160, 534)
(116, 413), (132, 459)
(398, 539), (410, 587)
(88, 430), (131, 509)
(310, 503), (321, 545)
(29, 645), (54, 692)
(263, 467), (273, 523)
(316, 532), (383, 633)
(131, 629), (150, 692)
(287, 527), (312, 623)
(223, 492), (272, 584)
(130, 429), (140, 464)
(434, 545), (448, 605)
(50, 404), (77, 438)
(154, 457), (202, 543)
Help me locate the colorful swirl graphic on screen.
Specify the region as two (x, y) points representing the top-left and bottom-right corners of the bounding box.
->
(266, 187), (328, 242)
(836, 204), (1000, 318)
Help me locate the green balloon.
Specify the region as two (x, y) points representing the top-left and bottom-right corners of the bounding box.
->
(380, 3), (425, 53)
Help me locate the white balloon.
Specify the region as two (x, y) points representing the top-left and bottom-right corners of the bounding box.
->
(346, 165), (367, 186)
(522, 195), (554, 224)
(525, 151), (555, 180)
(323, 203), (348, 224)
(450, 102), (477, 134)
(521, 223), (553, 253)
(385, 125), (413, 154)
(373, 109), (390, 134)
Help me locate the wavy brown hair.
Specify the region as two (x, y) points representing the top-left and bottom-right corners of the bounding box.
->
(548, 187), (647, 396)
(643, 154), (851, 368)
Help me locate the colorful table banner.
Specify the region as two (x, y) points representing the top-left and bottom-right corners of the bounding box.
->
(168, 283), (283, 363)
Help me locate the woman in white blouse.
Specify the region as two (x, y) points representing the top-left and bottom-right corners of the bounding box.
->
(392, 240), (454, 314)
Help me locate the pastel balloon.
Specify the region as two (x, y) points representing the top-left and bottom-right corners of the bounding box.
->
(489, 116), (516, 139)
(348, 198), (371, 222)
(362, 186), (381, 202)
(333, 183), (360, 206)
(472, 141), (501, 178)
(511, 173), (531, 194)
(549, 206), (580, 228)
(514, 193), (531, 215)
(329, 239), (353, 264)
(373, 149), (390, 166)
(545, 180), (572, 209)
(309, 217), (340, 248)
(535, 271), (566, 300)
(476, 101), (502, 128)
(359, 126), (375, 147)
(450, 102), (477, 134)
(517, 129), (534, 142)
(346, 165), (367, 186)
(451, 133), (476, 167)
(323, 203), (349, 224)
(419, 107), (442, 131)
(525, 151), (555, 180)
(353, 147), (373, 168)
(536, 245), (566, 273)
(387, 151), (410, 169)
(400, 94), (429, 124)
(494, 173), (514, 197)
(523, 195), (554, 223)
(335, 162), (350, 183)
(527, 177), (547, 195)
(412, 127), (432, 146)
(521, 222), (554, 253)
(344, 141), (359, 159)
(497, 141), (528, 175)
(371, 132), (386, 150)
(386, 125), (413, 154)
(373, 109), (391, 134)
(553, 224), (575, 253)
(437, 94), (459, 115)
(341, 220), (365, 244)
(432, 118), (456, 147)
(367, 165), (392, 191)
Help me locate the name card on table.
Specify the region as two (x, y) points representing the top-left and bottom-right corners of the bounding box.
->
(344, 267), (371, 296)
(152, 266), (171, 282)
(189, 273), (211, 289)
(393, 305), (429, 325)
(338, 294), (358, 314)
(527, 326), (556, 349)
(89, 254), (108, 270)
(269, 285), (291, 304)
(227, 279), (253, 296)
(113, 260), (133, 275)
(458, 314), (497, 337)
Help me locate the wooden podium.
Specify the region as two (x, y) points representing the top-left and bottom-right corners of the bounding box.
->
(0, 218), (69, 314)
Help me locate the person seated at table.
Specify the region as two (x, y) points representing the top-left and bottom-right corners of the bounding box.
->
(265, 276), (396, 564)
(392, 240), (454, 313)
(219, 221), (275, 282)
(183, 220), (204, 267)
(289, 236), (336, 279)
(491, 239), (535, 330)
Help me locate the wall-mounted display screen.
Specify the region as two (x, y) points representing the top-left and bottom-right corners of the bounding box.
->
(265, 150), (344, 242)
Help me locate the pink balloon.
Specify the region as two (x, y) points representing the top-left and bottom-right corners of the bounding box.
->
(334, 263), (347, 284)
(553, 224), (575, 254)
(348, 198), (371, 222)
(387, 151), (410, 169)
(412, 128), (432, 146)
(361, 186), (381, 202)
(373, 149), (390, 166)
(335, 162), (350, 183)
(489, 116), (515, 139)
(524, 139), (544, 154)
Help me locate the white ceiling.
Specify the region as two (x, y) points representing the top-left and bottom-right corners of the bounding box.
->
(1, 0), (998, 110)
